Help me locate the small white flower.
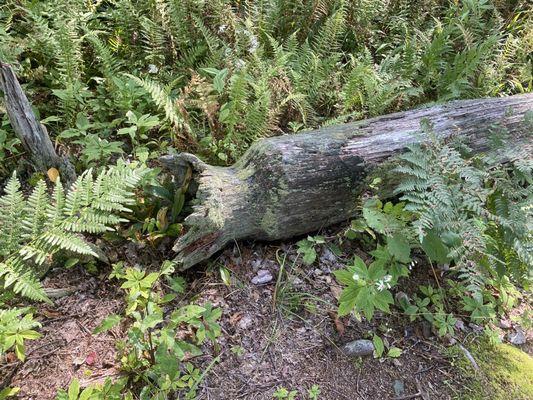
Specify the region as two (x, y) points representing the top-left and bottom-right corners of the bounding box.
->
(218, 24), (227, 33)
(248, 36), (259, 53)
(376, 280), (386, 291)
(352, 273), (360, 282)
(148, 64), (158, 74)
(383, 274), (392, 283)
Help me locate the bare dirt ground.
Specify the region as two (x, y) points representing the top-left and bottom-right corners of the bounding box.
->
(3, 234), (531, 400)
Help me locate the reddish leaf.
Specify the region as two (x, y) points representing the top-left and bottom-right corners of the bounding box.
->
(85, 351), (97, 366)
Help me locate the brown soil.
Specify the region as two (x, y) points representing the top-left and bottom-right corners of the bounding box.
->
(3, 235), (530, 399)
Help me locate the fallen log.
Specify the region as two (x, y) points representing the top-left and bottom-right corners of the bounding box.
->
(161, 94), (533, 269)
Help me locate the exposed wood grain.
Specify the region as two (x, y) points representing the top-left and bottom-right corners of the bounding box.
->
(162, 94), (533, 269)
(0, 63), (75, 182)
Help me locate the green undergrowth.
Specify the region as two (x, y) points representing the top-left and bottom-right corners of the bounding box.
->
(447, 340), (533, 400)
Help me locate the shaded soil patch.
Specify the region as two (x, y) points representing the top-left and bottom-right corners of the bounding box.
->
(3, 235), (531, 399)
(7, 268), (124, 399)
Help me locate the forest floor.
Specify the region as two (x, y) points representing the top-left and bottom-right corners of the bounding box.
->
(5, 227), (532, 400)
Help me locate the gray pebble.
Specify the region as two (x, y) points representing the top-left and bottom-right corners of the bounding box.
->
(341, 339), (374, 357)
(251, 269), (273, 285)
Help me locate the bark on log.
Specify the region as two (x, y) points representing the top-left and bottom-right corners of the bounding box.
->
(162, 94), (533, 269)
(0, 63), (75, 182)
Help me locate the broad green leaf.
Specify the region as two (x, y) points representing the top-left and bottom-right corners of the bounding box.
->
(0, 387), (20, 399)
(387, 347), (402, 358)
(387, 234), (411, 263)
(68, 379), (80, 400)
(421, 231), (450, 264)
(373, 289), (394, 313)
(373, 334), (384, 358)
(93, 314), (122, 334)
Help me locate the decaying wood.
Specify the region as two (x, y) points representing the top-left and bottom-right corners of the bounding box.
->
(162, 94), (533, 269)
(0, 63), (75, 182)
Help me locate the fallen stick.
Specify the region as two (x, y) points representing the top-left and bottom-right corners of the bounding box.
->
(162, 94), (533, 269)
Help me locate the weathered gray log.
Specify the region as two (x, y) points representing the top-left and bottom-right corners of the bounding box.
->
(0, 63), (75, 181)
(162, 94), (533, 269)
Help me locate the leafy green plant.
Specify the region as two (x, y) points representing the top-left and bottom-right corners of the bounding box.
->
(296, 235), (326, 265)
(0, 116), (20, 176)
(395, 126), (532, 323)
(117, 111), (161, 146)
(0, 164), (144, 301)
(55, 378), (131, 400)
(334, 254), (396, 320)
(308, 385), (321, 400)
(273, 387), (298, 400)
(1, 0), (528, 173)
(372, 334), (403, 359)
(0, 307), (40, 361)
(98, 260), (222, 399)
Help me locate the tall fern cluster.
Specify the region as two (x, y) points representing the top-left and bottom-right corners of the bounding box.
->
(0, 165), (144, 302)
(0, 0), (531, 169)
(395, 127), (532, 292)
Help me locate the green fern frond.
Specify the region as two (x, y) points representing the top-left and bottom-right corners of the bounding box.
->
(0, 165), (144, 302)
(126, 74), (191, 135)
(0, 259), (49, 303)
(0, 174), (25, 257)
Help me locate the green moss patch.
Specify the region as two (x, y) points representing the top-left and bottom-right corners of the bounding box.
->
(448, 341), (533, 399)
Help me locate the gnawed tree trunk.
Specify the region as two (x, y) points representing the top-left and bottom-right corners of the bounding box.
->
(162, 94), (533, 269)
(0, 63), (75, 182)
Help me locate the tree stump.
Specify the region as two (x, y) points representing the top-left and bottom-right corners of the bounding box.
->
(162, 94), (533, 269)
(0, 63), (75, 182)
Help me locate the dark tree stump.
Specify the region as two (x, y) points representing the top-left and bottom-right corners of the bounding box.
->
(162, 94), (533, 269)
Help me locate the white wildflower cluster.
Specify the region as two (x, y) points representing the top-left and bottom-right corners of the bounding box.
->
(236, 27), (259, 54)
(248, 35), (258, 53)
(235, 59), (246, 69)
(375, 275), (392, 291)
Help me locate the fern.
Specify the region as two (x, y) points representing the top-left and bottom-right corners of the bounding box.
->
(0, 165), (144, 302)
(394, 128), (532, 288)
(126, 74), (191, 137)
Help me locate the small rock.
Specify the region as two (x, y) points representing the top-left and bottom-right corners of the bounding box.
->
(320, 248), (337, 264)
(444, 335), (457, 346)
(237, 314), (253, 330)
(469, 323), (483, 332)
(393, 380), (405, 396)
(499, 319), (512, 329)
(251, 269), (273, 285)
(455, 319), (465, 331)
(250, 258), (262, 272)
(341, 339), (374, 357)
(291, 276), (303, 286)
(508, 327), (526, 345)
(395, 291), (410, 307)
(421, 321), (432, 338)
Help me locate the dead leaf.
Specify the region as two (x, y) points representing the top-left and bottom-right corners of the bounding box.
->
(329, 284), (343, 300)
(329, 311), (345, 336)
(6, 352), (17, 363)
(85, 351), (97, 366)
(42, 309), (62, 318)
(47, 167), (60, 182)
(229, 312), (243, 326)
